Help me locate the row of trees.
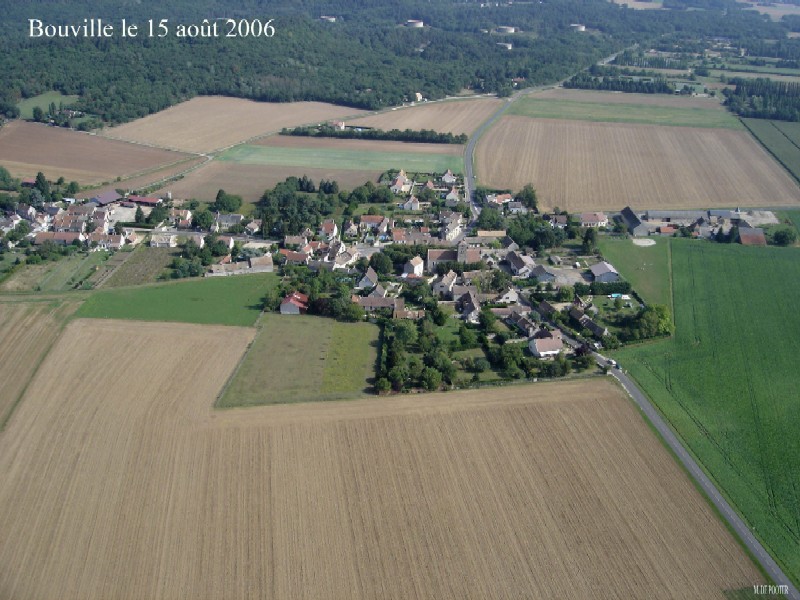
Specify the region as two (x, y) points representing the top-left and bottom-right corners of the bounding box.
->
(724, 78), (800, 121)
(564, 72), (674, 95)
(282, 125), (467, 145)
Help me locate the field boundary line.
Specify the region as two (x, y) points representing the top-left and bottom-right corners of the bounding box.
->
(741, 118), (800, 186)
(213, 310), (264, 408)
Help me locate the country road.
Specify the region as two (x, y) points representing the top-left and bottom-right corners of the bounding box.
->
(599, 356), (799, 598)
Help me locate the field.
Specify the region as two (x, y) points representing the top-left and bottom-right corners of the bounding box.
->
(531, 87), (723, 109)
(0, 329), (763, 600)
(219, 314), (379, 407)
(103, 97), (368, 153)
(101, 246), (178, 288)
(743, 118), (800, 183)
(162, 161), (379, 203)
(614, 240), (800, 585)
(346, 97), (504, 136)
(218, 143), (464, 175)
(475, 116), (800, 211)
(0, 121), (189, 185)
(0, 299), (78, 428)
(610, 0), (664, 8)
(741, 0), (800, 20)
(0, 252), (109, 293)
(76, 156), (208, 199)
(598, 237), (672, 308)
(76, 273), (277, 326)
(16, 91), (79, 120)
(508, 95), (741, 129)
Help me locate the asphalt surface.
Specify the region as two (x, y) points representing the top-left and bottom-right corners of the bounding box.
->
(597, 355), (799, 598)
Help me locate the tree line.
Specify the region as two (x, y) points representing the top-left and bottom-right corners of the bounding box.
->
(724, 78), (800, 121)
(280, 125), (467, 145)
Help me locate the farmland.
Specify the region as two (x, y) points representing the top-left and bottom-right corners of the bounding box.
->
(103, 97), (368, 154)
(743, 118), (800, 182)
(0, 121), (189, 185)
(76, 273), (277, 326)
(507, 95), (741, 129)
(614, 240), (800, 585)
(219, 314), (379, 407)
(475, 116), (800, 211)
(77, 156), (208, 200)
(0, 299), (78, 428)
(100, 246), (178, 288)
(532, 88), (722, 110)
(162, 161), (379, 204)
(16, 91), (79, 120)
(598, 237), (672, 308)
(218, 143), (464, 175)
(346, 97), (503, 136)
(0, 338), (763, 599)
(0, 252), (109, 293)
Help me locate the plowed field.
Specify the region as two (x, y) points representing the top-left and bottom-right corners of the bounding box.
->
(476, 116), (800, 211)
(0, 328), (762, 600)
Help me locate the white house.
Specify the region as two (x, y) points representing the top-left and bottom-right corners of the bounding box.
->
(404, 255), (424, 276)
(529, 336), (563, 358)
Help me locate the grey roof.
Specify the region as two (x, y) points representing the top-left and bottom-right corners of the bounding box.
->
(92, 191), (121, 205)
(644, 210), (706, 221)
(590, 261), (618, 277)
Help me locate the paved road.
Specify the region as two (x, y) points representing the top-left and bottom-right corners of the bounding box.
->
(596, 355), (799, 598)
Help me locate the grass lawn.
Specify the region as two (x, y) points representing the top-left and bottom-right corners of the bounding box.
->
(613, 240), (800, 586)
(742, 118), (800, 183)
(102, 246), (178, 288)
(218, 144), (464, 175)
(598, 237), (672, 309)
(76, 273), (277, 326)
(16, 91), (79, 120)
(508, 97), (743, 129)
(218, 313), (379, 407)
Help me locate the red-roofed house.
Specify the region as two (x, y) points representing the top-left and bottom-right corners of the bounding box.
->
(280, 291), (309, 315)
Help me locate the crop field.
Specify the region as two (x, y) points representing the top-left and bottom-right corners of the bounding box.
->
(162, 161), (379, 203)
(531, 88), (722, 109)
(218, 143), (464, 175)
(0, 252), (108, 293)
(743, 118), (800, 182)
(614, 240), (800, 585)
(219, 314), (379, 407)
(0, 299), (77, 428)
(76, 273), (277, 326)
(598, 237), (672, 308)
(346, 97), (504, 135)
(610, 0), (664, 9)
(16, 91), (79, 120)
(740, 0), (800, 20)
(76, 156), (208, 200)
(103, 97), (367, 153)
(101, 246), (177, 288)
(0, 121), (189, 185)
(508, 95), (741, 128)
(475, 116), (800, 211)
(0, 343), (762, 600)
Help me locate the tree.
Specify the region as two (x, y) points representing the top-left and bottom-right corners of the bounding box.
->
(375, 378), (391, 394)
(477, 206), (504, 230)
(32, 106), (44, 122)
(393, 320), (418, 347)
(369, 252), (393, 275)
(192, 209), (214, 230)
(772, 227), (797, 246)
(134, 206), (145, 224)
(213, 189), (242, 213)
(582, 228), (598, 253)
(34, 172), (50, 199)
(66, 181), (80, 196)
(422, 367), (442, 391)
(516, 184), (537, 211)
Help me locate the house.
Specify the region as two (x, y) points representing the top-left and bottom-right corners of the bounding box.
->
(87, 232), (124, 251)
(150, 234), (177, 248)
(16, 204), (37, 221)
(507, 201), (528, 215)
(359, 214), (389, 233)
(369, 284), (387, 298)
(531, 264), (556, 283)
(33, 231), (85, 246)
(529, 336), (563, 358)
(214, 213), (245, 232)
(320, 219), (339, 241)
(486, 193), (513, 206)
(208, 261), (250, 277)
(333, 250), (358, 270)
(570, 307), (608, 338)
(183, 233), (206, 248)
(538, 300), (557, 318)
(507, 312), (537, 337)
(458, 290), (480, 323)
(548, 214), (568, 229)
(580, 212), (608, 228)
(402, 196), (421, 211)
(357, 267), (380, 290)
(590, 261), (620, 283)
(445, 187), (460, 203)
(404, 255), (424, 277)
(658, 225), (676, 236)
(170, 208), (192, 226)
(427, 249), (457, 271)
(433, 270), (458, 297)
(496, 288), (519, 304)
(440, 220), (462, 241)
(245, 220), (261, 236)
(280, 291), (309, 315)
(619, 206), (649, 237)
(738, 227), (767, 246)
(280, 250), (310, 266)
(284, 234), (308, 248)
(393, 298), (426, 320)
(248, 254), (274, 273)
(343, 220), (359, 237)
(441, 169), (457, 185)
(390, 171), (412, 194)
(354, 296), (397, 313)
(506, 251), (536, 277)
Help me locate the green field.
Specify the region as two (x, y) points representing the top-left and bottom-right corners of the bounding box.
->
(102, 246), (177, 288)
(218, 144), (463, 174)
(0, 251), (108, 293)
(16, 91), (79, 120)
(742, 118), (800, 182)
(614, 240), (800, 585)
(218, 313), (379, 406)
(509, 97), (743, 129)
(76, 273), (276, 326)
(598, 237), (672, 309)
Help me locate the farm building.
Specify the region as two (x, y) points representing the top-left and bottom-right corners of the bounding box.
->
(248, 255), (274, 273)
(531, 264), (556, 283)
(91, 191), (122, 206)
(33, 231), (85, 246)
(644, 210), (707, 225)
(150, 234), (177, 248)
(738, 227), (767, 246)
(280, 291), (309, 315)
(506, 251), (536, 277)
(590, 261), (620, 283)
(619, 207), (650, 237)
(580, 212), (608, 228)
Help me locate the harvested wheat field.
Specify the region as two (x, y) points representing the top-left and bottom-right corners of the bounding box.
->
(532, 87), (723, 109)
(347, 97), (503, 136)
(0, 122), (189, 185)
(76, 156), (208, 199)
(163, 161), (378, 203)
(0, 300), (77, 427)
(104, 97), (368, 154)
(476, 116), (800, 211)
(0, 323), (762, 600)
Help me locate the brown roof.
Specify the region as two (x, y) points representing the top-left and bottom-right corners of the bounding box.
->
(738, 227), (767, 246)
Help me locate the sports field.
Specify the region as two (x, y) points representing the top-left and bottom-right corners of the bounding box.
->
(76, 273), (277, 326)
(16, 91), (79, 120)
(218, 143), (464, 174)
(509, 94), (740, 129)
(614, 240), (800, 585)
(346, 97), (503, 135)
(0, 332), (762, 600)
(475, 116), (800, 211)
(0, 121), (189, 185)
(219, 314), (379, 406)
(103, 96), (368, 153)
